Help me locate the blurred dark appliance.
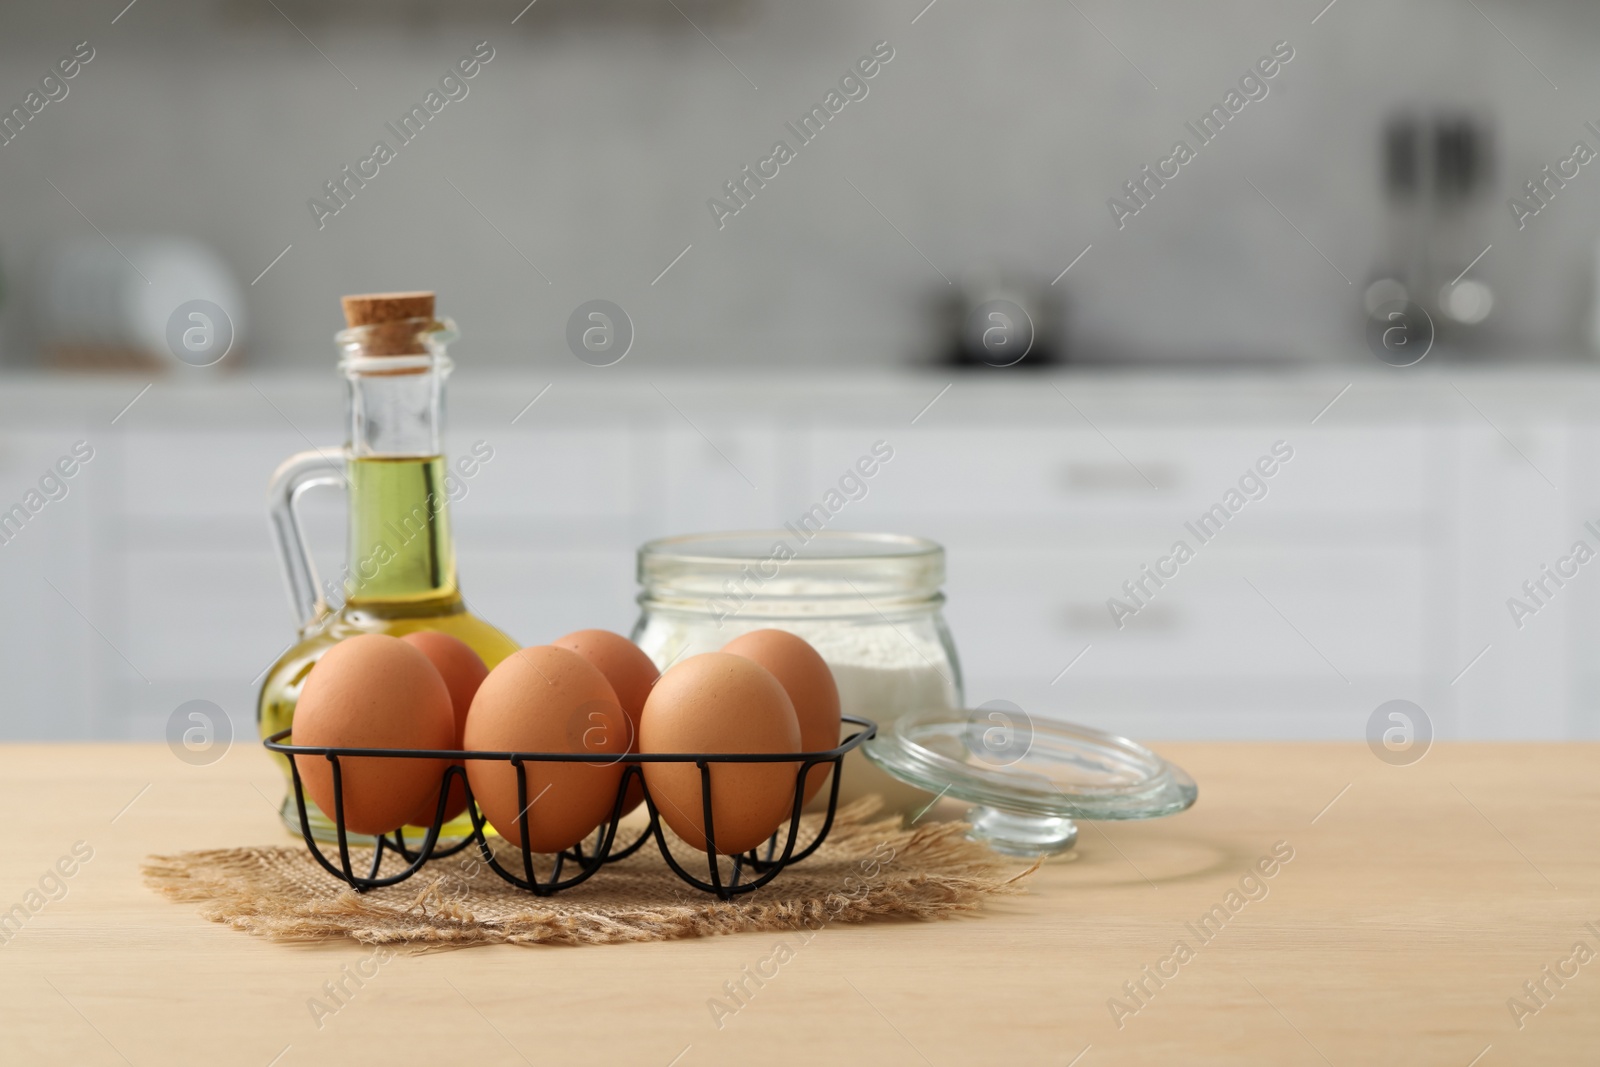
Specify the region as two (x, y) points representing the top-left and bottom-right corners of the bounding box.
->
(1364, 110), (1496, 347)
(938, 270), (1064, 370)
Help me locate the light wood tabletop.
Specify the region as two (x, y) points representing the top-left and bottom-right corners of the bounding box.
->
(0, 740), (1594, 1066)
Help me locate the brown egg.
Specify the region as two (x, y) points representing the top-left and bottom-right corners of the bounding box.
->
(552, 629), (657, 815)
(639, 652), (801, 855)
(463, 646), (630, 853)
(722, 629), (842, 804)
(400, 631), (488, 826)
(293, 633), (455, 836)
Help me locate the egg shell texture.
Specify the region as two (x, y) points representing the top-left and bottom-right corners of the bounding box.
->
(721, 629), (842, 804)
(552, 629), (658, 815)
(463, 646), (630, 853)
(400, 631), (488, 825)
(639, 652), (801, 855)
(293, 633), (456, 836)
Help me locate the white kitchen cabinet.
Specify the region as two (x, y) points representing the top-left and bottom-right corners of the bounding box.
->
(461, 547), (638, 648)
(1449, 423), (1574, 738)
(119, 429), (313, 519)
(0, 430), (98, 739)
(950, 545), (1430, 685)
(1562, 425), (1600, 739)
(644, 423), (787, 535)
(119, 549), (286, 681)
(1, 369), (1595, 742)
(468, 426), (637, 520)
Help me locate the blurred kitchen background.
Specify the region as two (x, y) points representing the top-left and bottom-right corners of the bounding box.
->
(3, 0), (1600, 743)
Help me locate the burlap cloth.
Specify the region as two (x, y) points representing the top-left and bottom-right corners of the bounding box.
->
(143, 798), (1034, 947)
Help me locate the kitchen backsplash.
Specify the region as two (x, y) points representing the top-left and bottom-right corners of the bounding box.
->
(2, 0), (1600, 366)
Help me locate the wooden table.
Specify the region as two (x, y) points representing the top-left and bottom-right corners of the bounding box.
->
(2, 741), (1595, 1065)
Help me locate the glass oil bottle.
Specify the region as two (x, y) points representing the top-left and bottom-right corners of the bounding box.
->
(257, 292), (517, 841)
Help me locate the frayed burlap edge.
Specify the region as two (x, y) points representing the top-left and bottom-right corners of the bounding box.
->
(144, 798), (1036, 948)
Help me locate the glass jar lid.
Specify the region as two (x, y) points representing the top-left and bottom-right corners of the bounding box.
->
(864, 707), (1197, 855)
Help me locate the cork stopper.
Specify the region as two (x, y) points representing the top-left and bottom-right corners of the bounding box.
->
(340, 291), (436, 356)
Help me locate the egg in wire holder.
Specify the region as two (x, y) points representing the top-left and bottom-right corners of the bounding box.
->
(262, 715), (877, 901)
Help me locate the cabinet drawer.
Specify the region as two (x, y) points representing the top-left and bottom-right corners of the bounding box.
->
(122, 430), (325, 519)
(0, 466), (95, 738)
(805, 424), (1434, 523)
(463, 426), (636, 518)
(121, 549), (287, 680)
(945, 546), (1429, 684)
(643, 426), (783, 534)
(462, 548), (637, 647)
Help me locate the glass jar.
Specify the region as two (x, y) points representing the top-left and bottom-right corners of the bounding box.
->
(631, 531), (964, 813)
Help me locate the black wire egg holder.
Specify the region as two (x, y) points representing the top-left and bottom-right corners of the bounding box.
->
(262, 715), (876, 901)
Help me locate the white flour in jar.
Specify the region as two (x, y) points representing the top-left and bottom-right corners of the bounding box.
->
(795, 624), (959, 813)
(635, 586), (962, 815)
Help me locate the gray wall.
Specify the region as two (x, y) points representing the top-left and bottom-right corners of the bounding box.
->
(2, 0), (1599, 368)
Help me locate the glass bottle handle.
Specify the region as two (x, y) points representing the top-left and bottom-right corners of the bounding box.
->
(267, 448), (346, 632)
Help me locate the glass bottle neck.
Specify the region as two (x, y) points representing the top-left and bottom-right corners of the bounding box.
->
(335, 325), (459, 611)
(347, 357), (446, 458)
